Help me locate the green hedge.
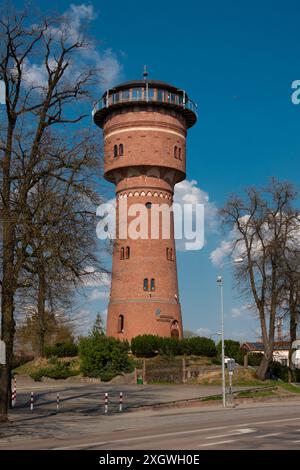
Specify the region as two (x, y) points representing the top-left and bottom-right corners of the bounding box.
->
(182, 337), (216, 357)
(131, 335), (217, 358)
(44, 342), (78, 358)
(131, 335), (159, 358)
(248, 353), (263, 367)
(30, 358), (78, 381)
(217, 339), (244, 365)
(78, 335), (133, 381)
(269, 361), (300, 382)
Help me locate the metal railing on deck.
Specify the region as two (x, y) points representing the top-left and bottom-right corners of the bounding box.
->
(92, 85), (197, 117)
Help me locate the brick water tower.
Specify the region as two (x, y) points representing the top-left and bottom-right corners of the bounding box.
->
(93, 72), (197, 341)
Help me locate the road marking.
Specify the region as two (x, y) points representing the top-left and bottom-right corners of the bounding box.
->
(198, 440), (235, 447)
(255, 433), (282, 438)
(54, 417), (300, 450)
(206, 428), (255, 440)
(53, 417), (300, 450)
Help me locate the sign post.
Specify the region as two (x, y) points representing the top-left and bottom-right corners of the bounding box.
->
(226, 359), (236, 395)
(0, 340), (6, 365)
(292, 340), (300, 370)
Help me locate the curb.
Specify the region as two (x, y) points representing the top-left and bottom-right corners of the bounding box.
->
(126, 389), (300, 412)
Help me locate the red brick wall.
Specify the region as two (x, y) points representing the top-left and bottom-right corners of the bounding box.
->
(103, 105), (187, 341)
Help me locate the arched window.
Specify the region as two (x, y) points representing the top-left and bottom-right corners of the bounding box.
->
(113, 144), (118, 157)
(143, 278), (149, 291)
(145, 202), (152, 209)
(118, 314), (124, 333)
(174, 146), (178, 159)
(178, 148), (182, 160)
(150, 278), (155, 291)
(166, 247), (169, 260)
(119, 143), (124, 156)
(170, 248), (173, 261)
(125, 246), (130, 259)
(120, 247), (124, 260)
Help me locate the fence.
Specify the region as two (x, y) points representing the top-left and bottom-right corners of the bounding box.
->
(138, 357), (222, 384)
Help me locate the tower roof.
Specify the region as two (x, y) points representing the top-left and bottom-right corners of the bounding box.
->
(93, 78), (197, 128)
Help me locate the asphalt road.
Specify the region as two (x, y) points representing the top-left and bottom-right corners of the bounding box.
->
(5, 382), (256, 415)
(0, 384), (300, 449)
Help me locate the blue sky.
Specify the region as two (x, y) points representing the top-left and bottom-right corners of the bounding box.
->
(9, 0), (300, 340)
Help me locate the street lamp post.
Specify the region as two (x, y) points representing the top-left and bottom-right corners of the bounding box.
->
(217, 275), (226, 408)
(216, 257), (244, 409)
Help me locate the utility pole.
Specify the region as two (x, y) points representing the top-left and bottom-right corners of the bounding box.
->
(217, 276), (226, 408)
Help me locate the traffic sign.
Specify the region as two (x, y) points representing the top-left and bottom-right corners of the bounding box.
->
(227, 358), (236, 372)
(0, 340), (6, 365)
(292, 349), (300, 369)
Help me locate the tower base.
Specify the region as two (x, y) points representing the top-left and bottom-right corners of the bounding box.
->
(106, 300), (183, 342)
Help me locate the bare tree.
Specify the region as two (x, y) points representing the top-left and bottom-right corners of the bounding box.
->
(15, 307), (75, 356)
(16, 132), (104, 357)
(279, 243), (300, 381)
(220, 179), (299, 380)
(0, 6), (103, 420)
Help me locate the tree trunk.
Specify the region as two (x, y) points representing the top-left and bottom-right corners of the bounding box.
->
(288, 294), (298, 384)
(0, 128), (16, 421)
(256, 353), (272, 380)
(0, 289), (15, 421)
(36, 262), (46, 358)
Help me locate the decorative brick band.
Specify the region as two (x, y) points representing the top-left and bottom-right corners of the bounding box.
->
(118, 190), (172, 200)
(105, 126), (186, 140)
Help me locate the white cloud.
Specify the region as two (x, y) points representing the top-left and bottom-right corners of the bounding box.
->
(82, 267), (111, 288)
(88, 289), (109, 301)
(195, 327), (212, 337)
(231, 303), (253, 319)
(231, 307), (242, 318)
(24, 3), (122, 92)
(228, 332), (247, 342)
(211, 213), (300, 267)
(210, 239), (233, 266)
(0, 80), (5, 104)
(101, 308), (108, 318)
(95, 181), (217, 252)
(69, 3), (97, 25)
(174, 179), (217, 231)
(174, 179), (218, 252)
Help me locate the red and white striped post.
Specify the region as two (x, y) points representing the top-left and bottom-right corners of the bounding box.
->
(11, 377), (17, 408)
(30, 392), (34, 411)
(104, 392), (108, 414)
(56, 393), (60, 413)
(119, 392), (123, 412)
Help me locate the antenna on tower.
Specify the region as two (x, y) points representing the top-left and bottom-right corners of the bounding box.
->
(143, 65), (148, 80)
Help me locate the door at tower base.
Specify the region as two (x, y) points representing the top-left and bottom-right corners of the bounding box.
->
(106, 302), (183, 341)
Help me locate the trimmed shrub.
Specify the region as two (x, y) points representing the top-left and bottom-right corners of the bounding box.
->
(79, 335), (133, 381)
(217, 339), (244, 365)
(131, 335), (160, 358)
(44, 342), (78, 358)
(248, 353), (263, 367)
(157, 337), (183, 356)
(269, 361), (300, 382)
(131, 335), (217, 358)
(30, 368), (50, 382)
(30, 358), (78, 381)
(182, 337), (217, 357)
